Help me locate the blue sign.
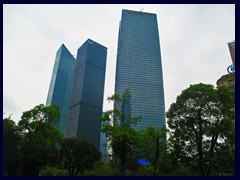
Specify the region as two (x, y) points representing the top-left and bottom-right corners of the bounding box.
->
(138, 159), (150, 165)
(227, 65), (235, 74)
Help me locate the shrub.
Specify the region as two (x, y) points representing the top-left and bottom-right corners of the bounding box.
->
(39, 166), (69, 176)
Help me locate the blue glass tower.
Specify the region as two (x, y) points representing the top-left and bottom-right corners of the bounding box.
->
(115, 9), (165, 130)
(100, 130), (108, 161)
(65, 39), (107, 149)
(46, 44), (76, 134)
(100, 112), (108, 161)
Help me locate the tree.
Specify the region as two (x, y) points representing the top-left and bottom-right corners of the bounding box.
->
(59, 138), (101, 176)
(166, 83), (235, 175)
(3, 117), (21, 175)
(39, 166), (69, 176)
(99, 89), (141, 173)
(137, 126), (168, 175)
(83, 162), (119, 176)
(17, 104), (63, 175)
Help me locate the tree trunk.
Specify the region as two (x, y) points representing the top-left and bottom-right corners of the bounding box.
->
(153, 137), (160, 175)
(197, 109), (205, 175)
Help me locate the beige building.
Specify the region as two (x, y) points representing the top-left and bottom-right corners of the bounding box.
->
(216, 40), (235, 91)
(216, 73), (235, 91)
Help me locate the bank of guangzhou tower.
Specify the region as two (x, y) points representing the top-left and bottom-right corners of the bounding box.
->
(115, 9), (165, 130)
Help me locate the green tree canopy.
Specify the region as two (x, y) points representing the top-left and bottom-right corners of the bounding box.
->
(99, 89), (141, 173)
(166, 83), (235, 175)
(17, 104), (63, 175)
(3, 118), (21, 175)
(137, 126), (168, 175)
(59, 138), (101, 176)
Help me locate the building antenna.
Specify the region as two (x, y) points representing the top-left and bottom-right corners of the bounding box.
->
(140, 8), (143, 12)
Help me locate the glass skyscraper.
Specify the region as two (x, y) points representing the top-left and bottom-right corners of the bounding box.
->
(100, 112), (108, 161)
(46, 44), (76, 134)
(65, 39), (107, 149)
(115, 9), (165, 131)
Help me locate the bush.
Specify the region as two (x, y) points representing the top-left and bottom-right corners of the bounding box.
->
(83, 163), (118, 176)
(135, 165), (154, 176)
(39, 166), (69, 176)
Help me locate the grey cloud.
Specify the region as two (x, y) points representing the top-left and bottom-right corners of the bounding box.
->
(3, 4), (235, 121)
(3, 93), (18, 115)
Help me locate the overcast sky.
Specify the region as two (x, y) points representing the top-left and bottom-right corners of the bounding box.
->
(3, 4), (235, 122)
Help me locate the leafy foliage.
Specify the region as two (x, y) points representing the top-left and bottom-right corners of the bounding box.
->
(3, 118), (21, 175)
(4, 83), (234, 176)
(166, 83), (235, 175)
(83, 162), (119, 176)
(39, 166), (69, 176)
(59, 138), (101, 176)
(99, 89), (141, 172)
(137, 126), (168, 175)
(3, 104), (63, 176)
(17, 104), (63, 175)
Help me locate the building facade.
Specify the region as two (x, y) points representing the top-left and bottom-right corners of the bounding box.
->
(100, 127), (108, 161)
(217, 40), (235, 91)
(115, 9), (165, 131)
(216, 73), (235, 91)
(46, 44), (76, 135)
(65, 39), (107, 149)
(227, 40), (235, 66)
(100, 113), (108, 161)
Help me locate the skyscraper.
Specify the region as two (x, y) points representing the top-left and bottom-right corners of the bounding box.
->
(46, 44), (76, 134)
(100, 112), (108, 161)
(65, 39), (107, 149)
(115, 9), (165, 131)
(100, 131), (108, 161)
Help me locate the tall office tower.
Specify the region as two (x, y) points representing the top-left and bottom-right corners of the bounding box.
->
(46, 44), (76, 135)
(115, 9), (165, 131)
(65, 39), (107, 149)
(100, 112), (108, 161)
(100, 123), (108, 161)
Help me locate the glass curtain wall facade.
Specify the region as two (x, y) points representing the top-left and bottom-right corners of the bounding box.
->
(100, 112), (108, 161)
(65, 39), (107, 149)
(115, 9), (165, 131)
(46, 44), (76, 135)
